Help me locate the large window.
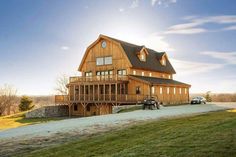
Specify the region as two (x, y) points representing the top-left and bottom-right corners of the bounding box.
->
(104, 56), (112, 65)
(96, 56), (112, 65)
(96, 57), (104, 65)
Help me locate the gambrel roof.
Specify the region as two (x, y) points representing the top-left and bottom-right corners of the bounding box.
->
(104, 35), (176, 74)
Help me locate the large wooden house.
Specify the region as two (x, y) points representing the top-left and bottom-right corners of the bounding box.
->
(55, 35), (191, 117)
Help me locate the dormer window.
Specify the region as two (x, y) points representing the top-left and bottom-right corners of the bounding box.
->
(161, 58), (166, 66)
(140, 54), (145, 61)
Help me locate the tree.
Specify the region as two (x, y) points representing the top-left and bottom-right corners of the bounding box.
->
(19, 96), (34, 111)
(55, 74), (69, 95)
(205, 91), (212, 102)
(0, 84), (18, 116)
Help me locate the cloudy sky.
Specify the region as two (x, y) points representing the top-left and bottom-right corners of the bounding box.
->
(0, 0), (236, 95)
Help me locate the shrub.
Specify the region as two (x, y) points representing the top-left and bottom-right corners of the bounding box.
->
(19, 96), (34, 111)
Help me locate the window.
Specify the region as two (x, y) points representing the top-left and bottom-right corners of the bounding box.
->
(133, 70), (136, 75)
(160, 87), (162, 94)
(161, 58), (166, 66)
(151, 86), (155, 94)
(174, 88), (176, 95)
(136, 86), (141, 94)
(167, 87), (170, 94)
(140, 54), (145, 61)
(149, 73), (152, 77)
(96, 57), (104, 65)
(185, 88), (187, 94)
(168, 75), (171, 79)
(117, 69), (126, 75)
(179, 88), (182, 94)
(162, 74), (165, 78)
(85, 71), (92, 77)
(96, 56), (112, 65)
(74, 104), (78, 111)
(142, 72), (144, 76)
(104, 56), (112, 65)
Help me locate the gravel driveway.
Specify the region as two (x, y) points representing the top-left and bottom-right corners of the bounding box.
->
(1, 103), (235, 141)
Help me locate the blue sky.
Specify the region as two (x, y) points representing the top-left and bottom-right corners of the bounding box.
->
(0, 0), (236, 95)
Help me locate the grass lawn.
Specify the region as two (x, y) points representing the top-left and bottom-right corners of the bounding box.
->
(24, 110), (236, 157)
(0, 112), (66, 130)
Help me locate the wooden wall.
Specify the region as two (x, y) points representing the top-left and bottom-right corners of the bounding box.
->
(128, 68), (173, 79)
(80, 39), (130, 76)
(71, 103), (112, 116)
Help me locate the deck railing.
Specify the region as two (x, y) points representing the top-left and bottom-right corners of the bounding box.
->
(69, 75), (128, 83)
(55, 94), (149, 104)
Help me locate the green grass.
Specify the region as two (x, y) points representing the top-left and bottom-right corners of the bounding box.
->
(0, 112), (66, 130)
(117, 105), (142, 113)
(24, 110), (236, 157)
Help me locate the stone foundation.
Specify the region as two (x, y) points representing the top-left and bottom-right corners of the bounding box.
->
(25, 105), (69, 118)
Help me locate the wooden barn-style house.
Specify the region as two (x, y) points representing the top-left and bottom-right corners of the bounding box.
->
(55, 35), (191, 116)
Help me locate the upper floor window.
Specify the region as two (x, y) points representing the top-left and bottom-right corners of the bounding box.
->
(168, 75), (171, 79)
(161, 57), (166, 66)
(96, 57), (104, 65)
(96, 56), (112, 66)
(117, 69), (126, 75)
(149, 73), (152, 77)
(133, 70), (136, 75)
(140, 54), (146, 61)
(104, 56), (112, 65)
(142, 72), (144, 76)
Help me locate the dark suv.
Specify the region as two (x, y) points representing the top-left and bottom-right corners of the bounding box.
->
(191, 96), (206, 104)
(143, 96), (160, 110)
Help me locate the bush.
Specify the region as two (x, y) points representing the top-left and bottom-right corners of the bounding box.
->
(205, 91), (212, 102)
(19, 96), (34, 111)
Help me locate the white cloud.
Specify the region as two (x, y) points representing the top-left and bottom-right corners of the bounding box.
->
(165, 28), (207, 34)
(130, 0), (139, 8)
(201, 51), (236, 65)
(119, 8), (125, 12)
(170, 58), (223, 76)
(61, 46), (70, 51)
(224, 25), (236, 30)
(165, 15), (236, 35)
(141, 33), (175, 52)
(151, 0), (177, 7)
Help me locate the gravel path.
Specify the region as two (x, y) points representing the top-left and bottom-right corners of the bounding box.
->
(0, 103), (235, 141)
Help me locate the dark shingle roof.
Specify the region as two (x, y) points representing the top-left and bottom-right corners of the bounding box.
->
(130, 75), (191, 87)
(104, 35), (176, 74)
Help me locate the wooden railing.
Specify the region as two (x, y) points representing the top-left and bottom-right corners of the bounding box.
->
(69, 75), (128, 83)
(55, 94), (150, 104)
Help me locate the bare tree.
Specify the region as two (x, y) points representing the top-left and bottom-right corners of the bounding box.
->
(0, 84), (18, 116)
(55, 75), (69, 95)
